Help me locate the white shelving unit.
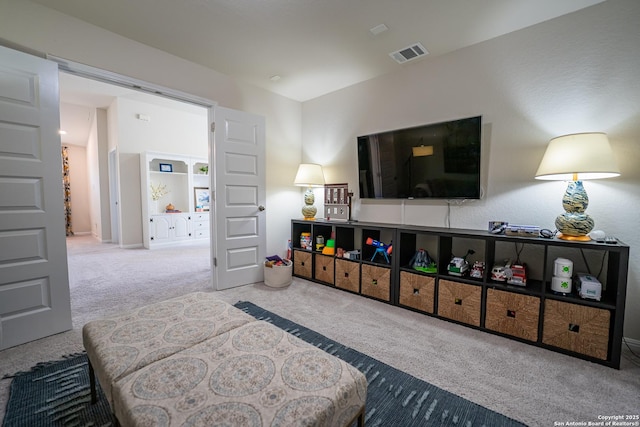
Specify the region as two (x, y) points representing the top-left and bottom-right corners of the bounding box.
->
(140, 151), (210, 248)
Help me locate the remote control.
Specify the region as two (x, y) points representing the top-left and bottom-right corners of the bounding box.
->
(605, 236), (617, 244)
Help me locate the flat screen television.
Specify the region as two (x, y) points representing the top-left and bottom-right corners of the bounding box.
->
(357, 116), (482, 200)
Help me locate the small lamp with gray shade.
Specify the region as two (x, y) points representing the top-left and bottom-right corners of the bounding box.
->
(535, 132), (620, 241)
(294, 163), (325, 220)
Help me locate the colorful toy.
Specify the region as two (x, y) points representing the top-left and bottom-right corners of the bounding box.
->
(491, 259), (511, 281)
(322, 239), (335, 256)
(265, 254), (288, 267)
(470, 261), (485, 279)
(410, 249), (437, 273)
(507, 263), (527, 286)
(366, 237), (392, 263)
(490, 259), (527, 286)
(447, 249), (475, 276)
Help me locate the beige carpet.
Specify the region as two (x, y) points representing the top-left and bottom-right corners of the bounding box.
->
(1, 235), (639, 426)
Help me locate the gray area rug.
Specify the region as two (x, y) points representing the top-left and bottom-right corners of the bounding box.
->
(2, 304), (525, 427)
(235, 301), (526, 427)
(2, 353), (115, 427)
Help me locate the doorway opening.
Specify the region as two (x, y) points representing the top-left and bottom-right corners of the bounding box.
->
(58, 70), (214, 298)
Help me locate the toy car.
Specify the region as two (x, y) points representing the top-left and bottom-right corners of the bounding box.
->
(448, 257), (468, 276)
(507, 263), (527, 286)
(448, 249), (475, 277)
(491, 259), (511, 281)
(470, 261), (485, 279)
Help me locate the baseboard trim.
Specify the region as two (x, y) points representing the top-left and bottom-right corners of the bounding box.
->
(148, 239), (210, 250)
(121, 243), (144, 249)
(623, 337), (640, 353)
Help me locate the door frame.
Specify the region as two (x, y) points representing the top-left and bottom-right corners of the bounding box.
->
(49, 56), (219, 283)
(108, 148), (120, 244)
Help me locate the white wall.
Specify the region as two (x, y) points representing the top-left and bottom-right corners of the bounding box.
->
(302, 0), (640, 340)
(116, 98), (207, 157)
(113, 97), (208, 247)
(83, 107), (111, 242)
(0, 0), (303, 258)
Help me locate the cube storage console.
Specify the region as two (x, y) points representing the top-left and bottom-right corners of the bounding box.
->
(291, 219), (629, 369)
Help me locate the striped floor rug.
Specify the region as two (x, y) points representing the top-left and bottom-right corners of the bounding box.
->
(3, 354), (115, 427)
(235, 301), (527, 427)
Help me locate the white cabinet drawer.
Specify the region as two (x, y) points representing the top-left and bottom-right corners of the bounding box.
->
(193, 221), (209, 230)
(194, 228), (209, 238)
(192, 217), (209, 239)
(192, 213), (209, 221)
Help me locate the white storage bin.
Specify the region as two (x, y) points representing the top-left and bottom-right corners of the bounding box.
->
(264, 260), (292, 288)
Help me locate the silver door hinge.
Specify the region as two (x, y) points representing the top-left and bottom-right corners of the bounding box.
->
(211, 122), (215, 132)
(213, 257), (217, 267)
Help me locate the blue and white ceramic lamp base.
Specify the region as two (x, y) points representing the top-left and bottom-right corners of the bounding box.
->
(555, 181), (594, 241)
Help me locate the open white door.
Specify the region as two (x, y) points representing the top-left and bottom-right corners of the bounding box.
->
(213, 107), (266, 290)
(0, 46), (72, 349)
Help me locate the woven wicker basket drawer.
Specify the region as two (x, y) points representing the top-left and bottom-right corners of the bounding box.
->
(335, 259), (360, 292)
(314, 254), (335, 284)
(485, 289), (540, 342)
(361, 264), (391, 301)
(293, 249), (312, 279)
(542, 300), (610, 360)
(399, 271), (435, 313)
(437, 279), (481, 326)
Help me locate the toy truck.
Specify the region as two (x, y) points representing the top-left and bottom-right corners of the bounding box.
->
(447, 249), (475, 277)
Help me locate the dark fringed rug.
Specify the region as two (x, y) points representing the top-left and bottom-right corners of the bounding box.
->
(2, 353), (116, 427)
(3, 303), (526, 427)
(235, 301), (527, 427)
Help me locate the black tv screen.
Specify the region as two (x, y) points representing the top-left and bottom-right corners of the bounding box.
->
(357, 116), (482, 199)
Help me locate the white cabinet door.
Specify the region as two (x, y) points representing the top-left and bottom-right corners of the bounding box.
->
(173, 214), (191, 240)
(150, 215), (171, 244)
(150, 214), (192, 245)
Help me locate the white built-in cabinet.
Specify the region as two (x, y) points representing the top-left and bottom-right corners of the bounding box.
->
(149, 213), (192, 244)
(140, 151), (210, 248)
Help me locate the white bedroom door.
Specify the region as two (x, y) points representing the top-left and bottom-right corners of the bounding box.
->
(0, 46), (72, 349)
(213, 106), (266, 290)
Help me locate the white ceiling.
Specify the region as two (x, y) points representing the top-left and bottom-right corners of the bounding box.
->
(51, 0), (604, 145)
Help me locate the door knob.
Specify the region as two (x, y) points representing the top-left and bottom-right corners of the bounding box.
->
(258, 205), (265, 211)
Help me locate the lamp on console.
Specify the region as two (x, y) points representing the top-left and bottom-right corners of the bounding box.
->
(535, 132), (620, 241)
(294, 163), (325, 220)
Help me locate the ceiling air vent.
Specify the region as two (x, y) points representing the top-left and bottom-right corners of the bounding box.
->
(389, 43), (429, 64)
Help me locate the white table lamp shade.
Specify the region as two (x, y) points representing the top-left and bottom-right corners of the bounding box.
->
(535, 133), (620, 181)
(294, 163), (325, 220)
(294, 163), (325, 187)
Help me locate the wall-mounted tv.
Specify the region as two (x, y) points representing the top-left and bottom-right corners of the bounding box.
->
(357, 116), (482, 200)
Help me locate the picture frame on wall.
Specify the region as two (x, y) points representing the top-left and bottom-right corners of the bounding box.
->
(159, 163), (173, 172)
(194, 187), (210, 211)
